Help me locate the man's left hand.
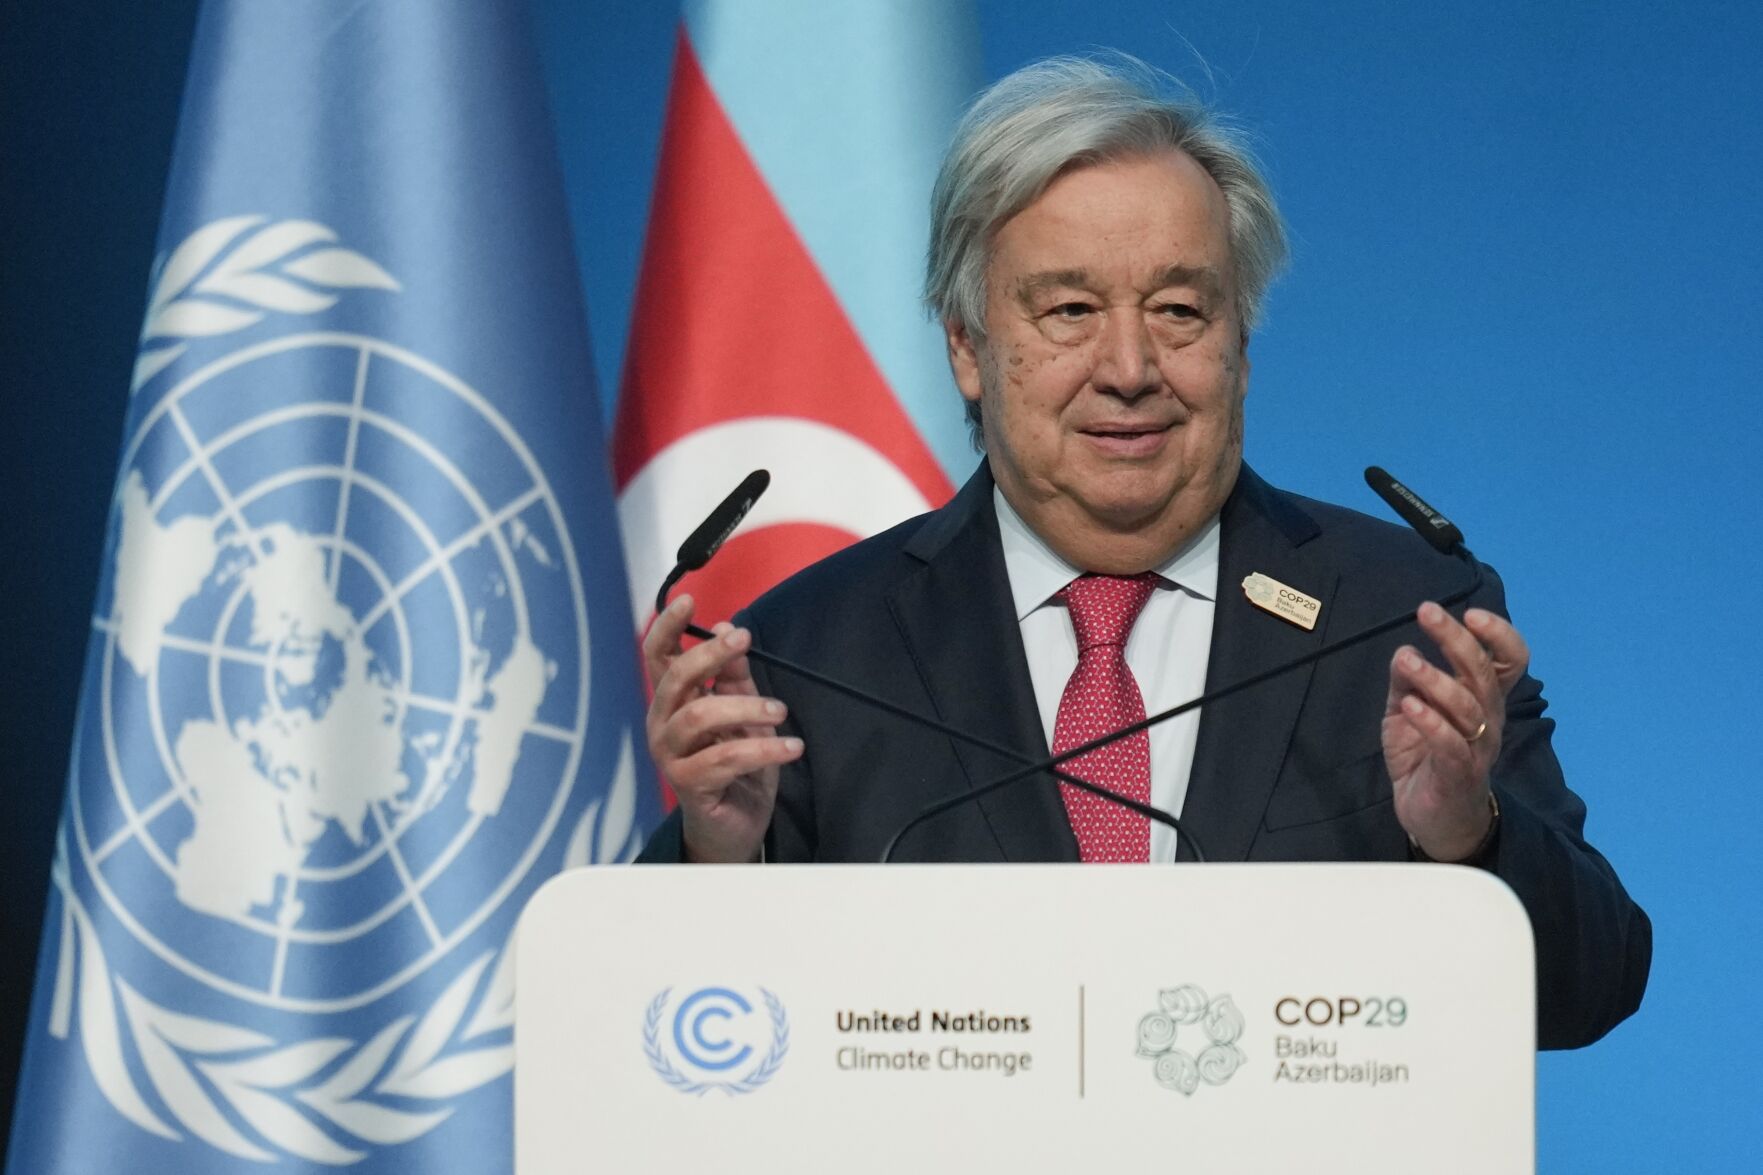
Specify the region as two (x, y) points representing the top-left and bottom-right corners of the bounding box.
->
(1384, 601), (1530, 861)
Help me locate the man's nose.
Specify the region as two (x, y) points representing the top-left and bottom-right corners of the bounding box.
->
(1092, 308), (1158, 399)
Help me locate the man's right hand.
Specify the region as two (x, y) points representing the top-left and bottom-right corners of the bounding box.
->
(643, 595), (803, 862)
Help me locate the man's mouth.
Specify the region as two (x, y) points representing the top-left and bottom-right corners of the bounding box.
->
(1079, 423), (1172, 455)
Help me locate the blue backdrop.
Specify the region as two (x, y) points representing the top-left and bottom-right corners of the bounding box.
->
(2, 1), (1757, 1169)
(540, 4), (1763, 1169)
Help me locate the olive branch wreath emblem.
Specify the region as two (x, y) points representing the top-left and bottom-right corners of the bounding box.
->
(130, 214), (400, 393)
(643, 988), (790, 1096)
(42, 212), (648, 1163)
(47, 732), (643, 1163)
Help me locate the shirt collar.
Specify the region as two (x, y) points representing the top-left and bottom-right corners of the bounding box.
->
(993, 485), (1222, 623)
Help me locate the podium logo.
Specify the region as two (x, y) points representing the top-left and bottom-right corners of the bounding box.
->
(643, 986), (790, 1095)
(1135, 985), (1247, 1095)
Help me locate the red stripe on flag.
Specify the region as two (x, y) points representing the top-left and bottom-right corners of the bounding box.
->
(613, 31), (953, 508)
(615, 30), (963, 815)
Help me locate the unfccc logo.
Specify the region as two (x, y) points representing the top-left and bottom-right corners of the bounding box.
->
(643, 986), (790, 1095)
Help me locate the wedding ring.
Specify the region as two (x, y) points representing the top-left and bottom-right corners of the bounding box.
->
(1466, 719), (1488, 743)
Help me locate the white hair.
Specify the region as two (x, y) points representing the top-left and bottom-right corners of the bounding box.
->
(924, 54), (1289, 445)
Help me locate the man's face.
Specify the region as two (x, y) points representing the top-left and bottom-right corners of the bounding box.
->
(948, 149), (1248, 572)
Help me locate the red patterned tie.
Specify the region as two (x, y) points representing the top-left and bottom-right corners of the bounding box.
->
(1052, 574), (1158, 862)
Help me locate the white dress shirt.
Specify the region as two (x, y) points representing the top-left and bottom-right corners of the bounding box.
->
(993, 487), (1219, 863)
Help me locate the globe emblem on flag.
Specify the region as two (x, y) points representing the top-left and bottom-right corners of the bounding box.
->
(71, 327), (591, 1014)
(32, 215), (644, 1165)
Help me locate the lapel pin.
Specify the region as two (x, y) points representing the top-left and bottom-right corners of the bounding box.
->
(1242, 572), (1321, 631)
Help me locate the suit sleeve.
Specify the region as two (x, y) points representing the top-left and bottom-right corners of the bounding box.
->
(748, 606), (818, 861)
(1473, 567), (1652, 1049)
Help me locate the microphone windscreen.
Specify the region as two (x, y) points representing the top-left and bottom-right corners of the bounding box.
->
(1364, 466), (1464, 555)
(676, 469), (771, 570)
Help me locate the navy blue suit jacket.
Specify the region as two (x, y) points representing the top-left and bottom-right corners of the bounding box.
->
(639, 463), (1650, 1049)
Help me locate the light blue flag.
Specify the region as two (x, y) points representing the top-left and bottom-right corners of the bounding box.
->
(6, 2), (660, 1170)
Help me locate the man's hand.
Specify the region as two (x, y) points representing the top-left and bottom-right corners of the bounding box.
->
(643, 595), (803, 863)
(1383, 602), (1529, 861)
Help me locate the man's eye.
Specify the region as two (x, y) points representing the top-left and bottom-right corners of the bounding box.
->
(1157, 302), (1201, 320)
(1049, 302), (1093, 319)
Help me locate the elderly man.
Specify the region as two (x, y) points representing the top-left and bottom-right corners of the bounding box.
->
(636, 56), (1649, 1049)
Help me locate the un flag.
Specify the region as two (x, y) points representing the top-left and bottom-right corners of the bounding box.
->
(6, 3), (660, 1170)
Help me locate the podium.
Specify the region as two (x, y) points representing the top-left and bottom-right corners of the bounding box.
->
(516, 865), (1534, 1173)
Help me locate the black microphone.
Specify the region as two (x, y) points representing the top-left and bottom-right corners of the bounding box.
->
(653, 472), (1205, 860)
(879, 467), (1484, 862)
(653, 468), (771, 615)
(1365, 466), (1463, 555)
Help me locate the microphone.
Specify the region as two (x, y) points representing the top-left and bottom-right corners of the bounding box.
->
(653, 468), (770, 615)
(879, 468), (1484, 862)
(1364, 466), (1463, 555)
(653, 472), (1205, 860)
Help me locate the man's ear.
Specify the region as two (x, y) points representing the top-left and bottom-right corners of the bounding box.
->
(945, 317), (985, 405)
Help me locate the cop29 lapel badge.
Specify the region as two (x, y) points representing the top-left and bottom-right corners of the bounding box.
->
(1242, 572), (1321, 631)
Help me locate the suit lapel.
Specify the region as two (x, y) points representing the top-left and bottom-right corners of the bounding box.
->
(1181, 467), (1339, 862)
(887, 467), (1079, 862)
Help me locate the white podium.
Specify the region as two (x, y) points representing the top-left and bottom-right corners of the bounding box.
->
(516, 865), (1534, 1174)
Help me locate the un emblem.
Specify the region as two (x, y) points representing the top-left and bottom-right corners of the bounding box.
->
(1135, 985), (1247, 1095)
(644, 987), (790, 1095)
(45, 216), (639, 1164)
